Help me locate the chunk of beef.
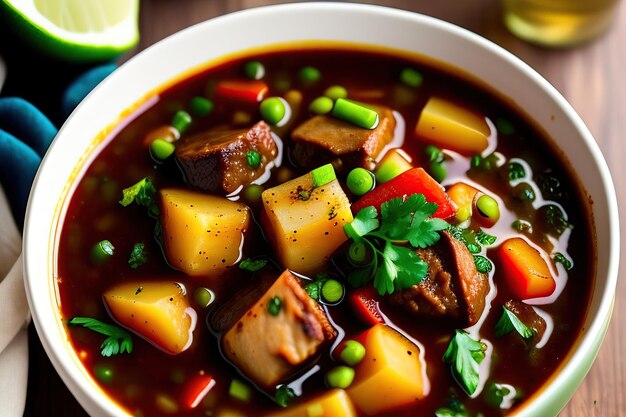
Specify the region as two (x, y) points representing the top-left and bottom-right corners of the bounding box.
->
(390, 231), (489, 326)
(175, 121), (277, 194)
(291, 105), (395, 171)
(213, 270), (336, 389)
(504, 299), (547, 341)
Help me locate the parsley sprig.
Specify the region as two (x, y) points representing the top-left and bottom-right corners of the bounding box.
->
(68, 317), (133, 357)
(494, 306), (535, 339)
(443, 330), (486, 395)
(343, 194), (449, 296)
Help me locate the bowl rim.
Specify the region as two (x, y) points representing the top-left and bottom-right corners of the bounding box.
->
(22, 3), (620, 417)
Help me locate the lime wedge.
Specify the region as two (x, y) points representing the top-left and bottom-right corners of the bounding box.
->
(0, 0), (139, 62)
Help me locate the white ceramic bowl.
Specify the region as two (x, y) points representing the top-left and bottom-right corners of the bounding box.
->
(23, 3), (619, 417)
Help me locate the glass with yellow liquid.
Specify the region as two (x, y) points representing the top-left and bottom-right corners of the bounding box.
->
(502, 0), (620, 47)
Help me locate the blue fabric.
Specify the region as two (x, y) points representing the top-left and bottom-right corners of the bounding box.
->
(0, 64), (116, 230)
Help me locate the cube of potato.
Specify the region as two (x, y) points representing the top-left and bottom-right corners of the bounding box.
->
(347, 324), (426, 415)
(264, 389), (356, 417)
(261, 171), (353, 275)
(103, 281), (196, 354)
(221, 270), (336, 389)
(446, 182), (479, 222)
(415, 97), (489, 155)
(160, 188), (250, 277)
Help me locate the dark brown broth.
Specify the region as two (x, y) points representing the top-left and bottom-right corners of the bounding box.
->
(56, 47), (594, 417)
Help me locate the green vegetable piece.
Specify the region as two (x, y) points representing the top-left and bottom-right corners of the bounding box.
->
(511, 219), (532, 233)
(474, 255), (493, 273)
(309, 96), (334, 114)
(239, 258), (268, 272)
(128, 242), (147, 269)
(348, 240), (373, 266)
(325, 365), (355, 389)
(321, 279), (344, 304)
(331, 98), (379, 129)
(400, 67), (424, 87)
(171, 110), (192, 134)
(267, 296), (282, 316)
(189, 96), (214, 117)
(259, 97), (287, 125)
(94, 364), (114, 383)
(119, 177), (157, 208)
(429, 161), (447, 183)
(508, 161), (526, 181)
(553, 252), (573, 270)
(324, 85), (347, 101)
(346, 167), (375, 196)
(299, 66), (321, 84)
(246, 150), (262, 169)
(435, 398), (471, 417)
(275, 385), (297, 407)
(150, 138), (175, 160)
(513, 183), (536, 202)
(541, 204), (572, 236)
(475, 229), (497, 246)
(442, 330), (486, 395)
(244, 60), (265, 80)
(241, 184), (264, 204)
(68, 317), (133, 357)
(484, 382), (512, 409)
(311, 163), (337, 187)
(339, 340), (366, 366)
(90, 239), (115, 265)
(496, 117), (515, 135)
(229, 379), (252, 402)
(494, 306), (536, 339)
(476, 194), (500, 222)
(193, 287), (215, 308)
(424, 144), (444, 163)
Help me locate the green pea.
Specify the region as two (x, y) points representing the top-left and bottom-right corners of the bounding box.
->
(321, 279), (344, 304)
(424, 144), (444, 163)
(90, 240), (115, 265)
(189, 97), (214, 117)
(309, 96), (334, 115)
(171, 110), (192, 134)
(513, 183), (536, 202)
(346, 167), (375, 195)
(193, 287), (215, 308)
(94, 364), (114, 383)
(400, 68), (424, 87)
(246, 150), (262, 169)
(242, 184), (264, 204)
(259, 97), (286, 125)
(476, 194), (500, 224)
(325, 366), (355, 389)
(324, 85), (348, 101)
(150, 139), (175, 160)
(339, 340), (366, 366)
(332, 98), (379, 129)
(428, 161), (447, 183)
(299, 66), (321, 84)
(244, 61), (265, 80)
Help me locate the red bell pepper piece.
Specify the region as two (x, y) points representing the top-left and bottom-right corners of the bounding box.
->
(351, 167), (457, 219)
(349, 287), (384, 326)
(215, 80), (269, 103)
(181, 374), (216, 410)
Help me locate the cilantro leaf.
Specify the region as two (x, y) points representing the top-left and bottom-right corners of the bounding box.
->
(343, 206), (379, 240)
(119, 177), (157, 208)
(553, 252), (573, 270)
(239, 258), (268, 272)
(68, 317), (133, 357)
(494, 306), (536, 339)
(128, 243), (147, 269)
(442, 330), (486, 395)
(541, 204), (572, 236)
(305, 274), (328, 301)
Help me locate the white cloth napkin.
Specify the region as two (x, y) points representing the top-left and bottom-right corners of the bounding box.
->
(0, 54), (30, 417)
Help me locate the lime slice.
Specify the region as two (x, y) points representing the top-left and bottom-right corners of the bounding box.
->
(0, 0), (139, 62)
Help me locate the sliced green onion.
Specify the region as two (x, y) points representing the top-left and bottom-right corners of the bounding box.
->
(193, 287), (215, 308)
(259, 97), (287, 125)
(171, 110), (192, 134)
(150, 139), (175, 160)
(311, 164), (336, 187)
(189, 97), (214, 117)
(321, 279), (344, 304)
(325, 366), (355, 389)
(324, 85), (348, 101)
(244, 61), (265, 80)
(90, 240), (115, 265)
(348, 241), (372, 266)
(346, 167), (375, 196)
(309, 96), (334, 115)
(299, 66), (321, 84)
(246, 150), (262, 169)
(339, 340), (366, 366)
(229, 379), (252, 402)
(331, 98), (379, 129)
(400, 68), (423, 87)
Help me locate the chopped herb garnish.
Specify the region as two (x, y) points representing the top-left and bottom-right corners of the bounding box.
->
(274, 384), (297, 407)
(496, 117), (515, 135)
(511, 219), (532, 233)
(267, 296), (282, 316)
(68, 317), (133, 357)
(541, 204), (572, 236)
(246, 150), (262, 169)
(474, 255), (493, 274)
(239, 258), (268, 272)
(128, 243), (147, 269)
(466, 243), (481, 254)
(305, 274), (328, 301)
(343, 194), (449, 295)
(442, 330), (486, 395)
(553, 252), (573, 270)
(484, 382), (513, 408)
(435, 398), (471, 417)
(119, 177), (157, 208)
(475, 229), (497, 246)
(507, 161), (526, 181)
(494, 306), (536, 339)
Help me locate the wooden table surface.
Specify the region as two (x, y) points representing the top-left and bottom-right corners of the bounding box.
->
(20, 1), (625, 416)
